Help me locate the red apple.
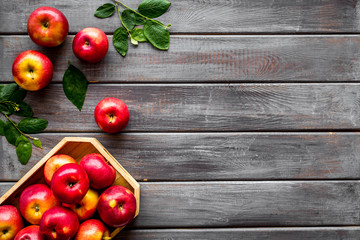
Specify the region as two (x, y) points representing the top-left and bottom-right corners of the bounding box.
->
(79, 153), (116, 189)
(44, 154), (77, 186)
(27, 6), (69, 47)
(72, 27), (109, 63)
(62, 188), (99, 221)
(51, 163), (89, 204)
(15, 225), (44, 240)
(97, 185), (136, 227)
(0, 205), (24, 240)
(94, 97), (129, 133)
(74, 219), (110, 240)
(19, 184), (60, 225)
(12, 50), (53, 91)
(40, 206), (79, 240)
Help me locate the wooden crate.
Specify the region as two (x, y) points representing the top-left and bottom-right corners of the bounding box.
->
(0, 137), (140, 237)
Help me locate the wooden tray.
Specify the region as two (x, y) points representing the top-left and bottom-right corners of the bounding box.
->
(0, 137), (140, 237)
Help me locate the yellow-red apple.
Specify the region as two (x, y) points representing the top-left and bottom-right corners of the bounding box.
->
(27, 6), (69, 47)
(12, 50), (53, 91)
(44, 154), (77, 186)
(0, 205), (24, 240)
(15, 225), (44, 240)
(62, 188), (99, 221)
(51, 163), (89, 204)
(79, 153), (116, 189)
(74, 219), (110, 240)
(94, 97), (129, 133)
(40, 206), (79, 240)
(97, 185), (136, 227)
(72, 27), (109, 63)
(19, 183), (60, 225)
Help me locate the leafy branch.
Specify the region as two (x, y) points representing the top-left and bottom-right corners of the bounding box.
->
(0, 83), (48, 164)
(94, 0), (171, 56)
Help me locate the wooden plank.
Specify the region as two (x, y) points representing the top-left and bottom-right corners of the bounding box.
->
(1, 133), (360, 181)
(2, 35), (360, 83)
(1, 0), (360, 33)
(116, 227), (360, 240)
(5, 83), (360, 132)
(1, 181), (359, 227)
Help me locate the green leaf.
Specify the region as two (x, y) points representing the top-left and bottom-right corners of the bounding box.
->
(18, 117), (48, 134)
(122, 9), (136, 30)
(143, 20), (170, 50)
(63, 64), (88, 111)
(16, 135), (32, 165)
(138, 0), (171, 18)
(0, 83), (18, 101)
(0, 119), (5, 136)
(4, 120), (20, 146)
(9, 88), (27, 103)
(94, 3), (115, 18)
(131, 28), (148, 42)
(113, 27), (129, 57)
(11, 101), (33, 117)
(0, 104), (11, 115)
(135, 15), (146, 25)
(33, 138), (42, 149)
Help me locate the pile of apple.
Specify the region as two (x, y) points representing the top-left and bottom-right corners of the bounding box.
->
(0, 153), (136, 240)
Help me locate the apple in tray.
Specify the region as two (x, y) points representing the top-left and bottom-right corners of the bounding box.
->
(0, 205), (24, 240)
(51, 163), (89, 204)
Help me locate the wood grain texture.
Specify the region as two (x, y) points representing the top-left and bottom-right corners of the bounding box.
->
(116, 227), (360, 240)
(1, 0), (360, 33)
(2, 35), (360, 82)
(6, 83), (360, 132)
(1, 133), (360, 181)
(1, 181), (360, 227)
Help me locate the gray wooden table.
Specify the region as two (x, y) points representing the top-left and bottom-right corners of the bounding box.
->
(1, 0), (360, 239)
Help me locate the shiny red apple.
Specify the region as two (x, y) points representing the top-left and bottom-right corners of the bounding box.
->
(40, 206), (79, 240)
(62, 188), (99, 221)
(27, 6), (69, 47)
(51, 163), (89, 204)
(44, 154), (77, 186)
(79, 153), (116, 189)
(15, 225), (44, 240)
(19, 183), (60, 224)
(94, 97), (129, 133)
(12, 50), (53, 91)
(0, 205), (24, 240)
(74, 219), (110, 240)
(72, 27), (109, 63)
(97, 185), (136, 227)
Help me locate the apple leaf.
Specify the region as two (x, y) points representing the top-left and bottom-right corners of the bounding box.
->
(143, 20), (170, 50)
(0, 119), (5, 136)
(113, 27), (129, 57)
(16, 135), (32, 165)
(18, 117), (48, 134)
(0, 83), (18, 101)
(135, 15), (146, 25)
(138, 0), (171, 18)
(4, 119), (20, 146)
(63, 64), (88, 111)
(33, 138), (42, 149)
(0, 104), (11, 115)
(9, 88), (27, 103)
(95, 3), (116, 18)
(131, 28), (148, 42)
(122, 9), (136, 30)
(11, 101), (33, 117)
